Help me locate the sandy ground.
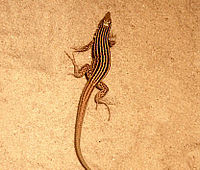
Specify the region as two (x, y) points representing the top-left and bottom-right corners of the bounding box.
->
(0, 0), (200, 170)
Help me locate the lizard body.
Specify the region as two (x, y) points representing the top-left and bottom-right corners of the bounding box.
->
(65, 12), (115, 170)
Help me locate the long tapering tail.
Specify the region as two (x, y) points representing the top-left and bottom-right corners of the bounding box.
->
(74, 82), (95, 170)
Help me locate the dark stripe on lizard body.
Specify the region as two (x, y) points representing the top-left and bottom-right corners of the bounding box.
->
(91, 25), (111, 83)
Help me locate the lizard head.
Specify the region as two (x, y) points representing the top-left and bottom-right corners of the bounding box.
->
(103, 12), (112, 27)
(99, 12), (112, 28)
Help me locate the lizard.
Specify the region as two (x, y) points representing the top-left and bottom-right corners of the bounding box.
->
(65, 12), (115, 170)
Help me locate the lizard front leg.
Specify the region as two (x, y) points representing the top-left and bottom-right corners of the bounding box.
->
(71, 40), (94, 53)
(71, 32), (116, 52)
(109, 32), (116, 47)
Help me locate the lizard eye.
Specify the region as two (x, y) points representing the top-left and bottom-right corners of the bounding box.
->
(103, 20), (111, 27)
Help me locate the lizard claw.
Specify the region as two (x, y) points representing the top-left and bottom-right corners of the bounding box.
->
(65, 51), (77, 66)
(95, 101), (111, 121)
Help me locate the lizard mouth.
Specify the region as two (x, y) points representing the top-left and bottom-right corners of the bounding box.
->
(104, 12), (111, 20)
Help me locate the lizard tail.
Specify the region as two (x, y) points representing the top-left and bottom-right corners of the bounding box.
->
(74, 82), (95, 170)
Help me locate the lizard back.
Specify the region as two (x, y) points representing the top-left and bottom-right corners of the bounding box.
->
(90, 12), (112, 84)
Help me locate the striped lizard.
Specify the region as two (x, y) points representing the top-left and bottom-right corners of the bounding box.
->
(65, 12), (115, 170)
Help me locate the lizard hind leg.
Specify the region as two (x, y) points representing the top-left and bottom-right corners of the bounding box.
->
(95, 81), (112, 121)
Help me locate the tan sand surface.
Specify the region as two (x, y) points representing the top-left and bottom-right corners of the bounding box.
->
(0, 0), (200, 169)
